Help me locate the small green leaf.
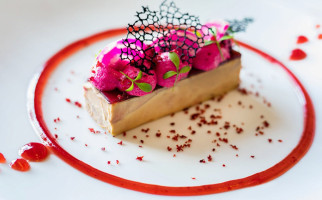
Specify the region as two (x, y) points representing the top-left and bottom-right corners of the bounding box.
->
(196, 30), (202, 37)
(204, 40), (215, 46)
(220, 35), (234, 41)
(168, 52), (180, 70)
(125, 82), (134, 92)
(163, 71), (177, 79)
(135, 82), (152, 93)
(179, 66), (191, 74)
(134, 70), (142, 81)
(120, 71), (133, 82)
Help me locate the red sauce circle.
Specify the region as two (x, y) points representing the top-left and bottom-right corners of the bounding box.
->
(290, 48), (307, 60)
(10, 158), (30, 172)
(29, 28), (315, 196)
(19, 142), (49, 162)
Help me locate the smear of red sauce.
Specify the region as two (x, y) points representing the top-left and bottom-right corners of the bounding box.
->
(0, 153), (6, 163)
(318, 34), (322, 39)
(296, 35), (308, 44)
(29, 28), (315, 196)
(290, 48), (307, 60)
(10, 158), (30, 172)
(19, 142), (49, 162)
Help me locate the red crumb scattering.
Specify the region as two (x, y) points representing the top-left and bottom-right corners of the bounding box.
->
(117, 141), (123, 145)
(156, 131), (161, 137)
(54, 87), (58, 91)
(116, 160), (119, 164)
(173, 154), (176, 157)
(70, 137), (75, 140)
(167, 146), (172, 151)
(317, 24), (320, 29)
(141, 128), (150, 133)
(170, 113), (175, 117)
(236, 127), (244, 134)
(133, 135), (137, 139)
(222, 164), (226, 167)
(74, 101), (82, 108)
(123, 132), (126, 137)
(238, 88), (248, 95)
(0, 153), (6, 163)
(76, 115), (80, 118)
(207, 155), (212, 162)
(85, 144), (88, 147)
(170, 122), (175, 126)
(10, 158), (30, 172)
(140, 140), (144, 144)
(290, 48), (307, 60)
(54, 134), (58, 139)
(199, 159), (206, 163)
(107, 161), (111, 165)
(53, 117), (61, 123)
(88, 128), (95, 133)
(318, 34), (322, 39)
(101, 147), (106, 151)
(187, 126), (192, 130)
(212, 148), (216, 152)
(207, 130), (211, 134)
(139, 145), (143, 148)
(190, 113), (200, 120)
(192, 177), (196, 180)
(191, 130), (196, 135)
(268, 138), (273, 143)
(145, 135), (149, 138)
(236, 154), (239, 157)
(296, 35), (308, 44)
(65, 98), (71, 103)
(278, 139), (283, 143)
(230, 144), (239, 150)
(251, 155), (255, 159)
(169, 130), (176, 134)
(136, 156), (144, 161)
(223, 122), (230, 129)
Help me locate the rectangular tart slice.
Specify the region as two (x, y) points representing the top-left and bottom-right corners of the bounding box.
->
(84, 51), (241, 135)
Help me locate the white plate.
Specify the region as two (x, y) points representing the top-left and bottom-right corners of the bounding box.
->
(1, 0), (322, 199)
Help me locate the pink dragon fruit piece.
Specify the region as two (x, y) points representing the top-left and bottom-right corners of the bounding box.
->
(192, 40), (231, 71)
(155, 52), (190, 88)
(90, 39), (147, 91)
(118, 65), (157, 96)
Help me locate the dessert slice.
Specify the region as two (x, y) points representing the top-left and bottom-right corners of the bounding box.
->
(84, 2), (247, 135)
(84, 51), (241, 135)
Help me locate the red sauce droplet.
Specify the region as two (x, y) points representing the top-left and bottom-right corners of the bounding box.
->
(0, 153), (6, 163)
(19, 142), (49, 162)
(296, 35), (308, 44)
(10, 158), (30, 172)
(290, 49), (307, 60)
(318, 34), (322, 40)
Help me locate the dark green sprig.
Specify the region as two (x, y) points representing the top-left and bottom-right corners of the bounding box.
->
(120, 70), (152, 93)
(163, 52), (191, 84)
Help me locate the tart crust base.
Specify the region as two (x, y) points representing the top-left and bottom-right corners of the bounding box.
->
(84, 55), (241, 135)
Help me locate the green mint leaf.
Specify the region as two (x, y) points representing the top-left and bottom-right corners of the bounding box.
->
(163, 71), (178, 79)
(134, 70), (142, 81)
(204, 40), (215, 46)
(120, 71), (133, 82)
(125, 82), (134, 92)
(169, 52), (180, 70)
(216, 42), (224, 60)
(220, 35), (234, 41)
(179, 66), (191, 74)
(135, 82), (152, 93)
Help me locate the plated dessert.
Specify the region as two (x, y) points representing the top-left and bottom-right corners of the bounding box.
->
(84, 1), (246, 135)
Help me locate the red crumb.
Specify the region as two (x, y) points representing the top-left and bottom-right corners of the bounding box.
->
(236, 154), (239, 157)
(123, 132), (126, 137)
(173, 154), (176, 157)
(212, 148), (216, 152)
(116, 160), (119, 164)
(268, 138), (273, 143)
(70, 137), (75, 140)
(296, 35), (308, 44)
(192, 177), (196, 180)
(317, 24), (320, 29)
(207, 155), (212, 162)
(318, 34), (322, 39)
(65, 98), (71, 103)
(0, 153), (6, 163)
(85, 144), (88, 147)
(101, 147), (105, 151)
(199, 159), (206, 163)
(251, 155), (255, 158)
(54, 134), (58, 139)
(170, 122), (175, 126)
(223, 122), (230, 129)
(290, 48), (307, 60)
(117, 141), (123, 145)
(230, 144), (239, 150)
(167, 146), (172, 151)
(141, 128), (150, 133)
(53, 117), (60, 123)
(74, 101), (82, 108)
(190, 113), (200, 120)
(140, 140), (144, 144)
(107, 161), (111, 165)
(236, 127), (244, 134)
(136, 156), (144, 161)
(222, 164), (226, 167)
(169, 130), (176, 134)
(156, 132), (161, 137)
(278, 139), (283, 143)
(138, 145), (143, 148)
(133, 135), (137, 139)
